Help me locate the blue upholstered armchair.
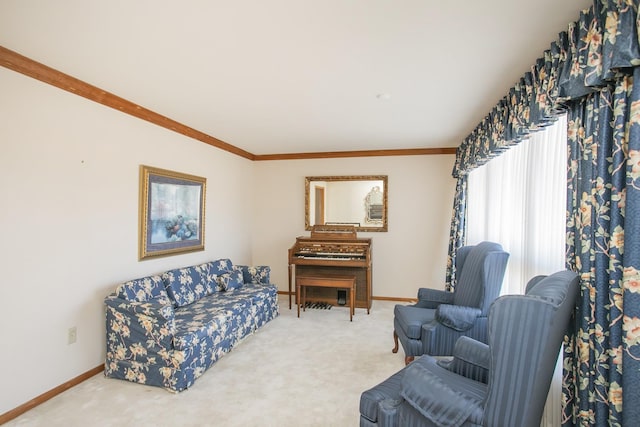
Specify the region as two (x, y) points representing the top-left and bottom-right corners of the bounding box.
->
(361, 270), (580, 427)
(392, 242), (509, 364)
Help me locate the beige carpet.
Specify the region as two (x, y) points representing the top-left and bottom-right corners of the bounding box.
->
(6, 297), (406, 427)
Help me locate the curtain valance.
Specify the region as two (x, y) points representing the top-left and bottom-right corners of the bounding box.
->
(452, 1), (640, 178)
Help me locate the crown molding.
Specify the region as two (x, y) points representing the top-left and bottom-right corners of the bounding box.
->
(254, 147), (456, 161)
(0, 45), (254, 160)
(1, 45), (457, 161)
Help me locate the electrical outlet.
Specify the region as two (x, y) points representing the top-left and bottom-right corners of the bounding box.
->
(68, 326), (77, 345)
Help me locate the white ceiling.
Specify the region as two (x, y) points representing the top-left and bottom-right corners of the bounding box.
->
(1, 1), (592, 156)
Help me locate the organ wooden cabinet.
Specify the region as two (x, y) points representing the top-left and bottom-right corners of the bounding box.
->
(288, 225), (372, 312)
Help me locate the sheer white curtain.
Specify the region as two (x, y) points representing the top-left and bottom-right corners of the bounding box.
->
(466, 114), (567, 427)
(466, 114), (567, 294)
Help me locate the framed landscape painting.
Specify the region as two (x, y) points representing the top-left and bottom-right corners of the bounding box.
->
(139, 165), (206, 260)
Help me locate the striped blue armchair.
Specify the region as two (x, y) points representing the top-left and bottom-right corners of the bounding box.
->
(361, 270), (579, 427)
(392, 242), (509, 364)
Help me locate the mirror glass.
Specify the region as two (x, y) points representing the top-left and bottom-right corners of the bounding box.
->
(305, 175), (388, 232)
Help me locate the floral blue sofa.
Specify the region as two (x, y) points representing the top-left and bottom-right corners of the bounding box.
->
(104, 259), (279, 392)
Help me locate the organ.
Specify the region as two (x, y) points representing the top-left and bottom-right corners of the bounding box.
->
(288, 225), (372, 312)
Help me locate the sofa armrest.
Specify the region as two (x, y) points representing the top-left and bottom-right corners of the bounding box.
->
(105, 295), (176, 351)
(237, 265), (271, 284)
(415, 288), (454, 308)
(435, 304), (482, 331)
(105, 294), (175, 319)
(438, 336), (489, 383)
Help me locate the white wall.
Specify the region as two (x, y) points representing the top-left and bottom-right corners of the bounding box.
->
(251, 156), (457, 299)
(0, 66), (457, 415)
(0, 68), (255, 414)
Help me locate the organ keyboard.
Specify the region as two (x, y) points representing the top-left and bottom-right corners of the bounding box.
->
(288, 225), (372, 312)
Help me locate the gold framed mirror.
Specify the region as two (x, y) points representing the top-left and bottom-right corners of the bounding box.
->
(305, 175), (388, 232)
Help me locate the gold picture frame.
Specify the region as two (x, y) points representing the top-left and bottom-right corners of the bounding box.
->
(139, 165), (206, 260)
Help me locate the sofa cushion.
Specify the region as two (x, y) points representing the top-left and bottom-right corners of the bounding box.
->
(208, 258), (234, 276)
(228, 282), (278, 305)
(217, 268), (244, 291)
(196, 262), (221, 293)
(163, 263), (215, 307)
(115, 275), (168, 302)
(172, 292), (254, 350)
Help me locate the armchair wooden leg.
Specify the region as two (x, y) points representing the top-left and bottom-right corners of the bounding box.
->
(392, 331), (413, 364)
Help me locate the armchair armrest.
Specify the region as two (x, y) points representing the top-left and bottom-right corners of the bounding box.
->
(416, 288), (454, 308)
(436, 304), (482, 331)
(438, 336), (489, 383)
(400, 361), (477, 426)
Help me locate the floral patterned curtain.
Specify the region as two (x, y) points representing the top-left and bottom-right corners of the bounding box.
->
(563, 70), (640, 427)
(446, 1), (640, 425)
(445, 174), (467, 290)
